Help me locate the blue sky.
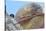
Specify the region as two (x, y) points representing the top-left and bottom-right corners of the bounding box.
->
(6, 0), (29, 15)
(6, 0), (44, 15)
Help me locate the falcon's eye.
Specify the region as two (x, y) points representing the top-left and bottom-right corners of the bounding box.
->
(10, 14), (14, 18)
